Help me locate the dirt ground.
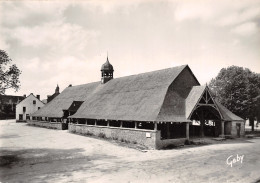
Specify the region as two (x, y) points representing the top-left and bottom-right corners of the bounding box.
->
(0, 120), (260, 183)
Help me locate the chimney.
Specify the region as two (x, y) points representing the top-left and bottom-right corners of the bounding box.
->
(68, 84), (72, 87)
(23, 94), (26, 98)
(36, 95), (40, 100)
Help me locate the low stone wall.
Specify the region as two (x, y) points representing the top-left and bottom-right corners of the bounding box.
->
(28, 121), (68, 130)
(69, 124), (158, 149)
(69, 124), (188, 149)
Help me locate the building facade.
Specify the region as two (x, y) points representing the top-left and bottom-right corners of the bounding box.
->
(30, 58), (245, 149)
(16, 93), (45, 122)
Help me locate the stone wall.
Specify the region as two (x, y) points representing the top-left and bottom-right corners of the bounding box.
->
(215, 121), (245, 138)
(69, 124), (158, 149)
(225, 122), (232, 135)
(69, 124), (188, 149)
(28, 121), (67, 130)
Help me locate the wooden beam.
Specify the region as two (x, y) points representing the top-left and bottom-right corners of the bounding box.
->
(166, 122), (170, 139)
(186, 122), (190, 140)
(220, 120), (225, 137)
(197, 104), (216, 107)
(154, 122), (157, 131)
(199, 110), (205, 137)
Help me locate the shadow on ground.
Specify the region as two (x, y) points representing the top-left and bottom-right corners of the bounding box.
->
(0, 148), (117, 182)
(0, 134), (20, 139)
(162, 137), (254, 150)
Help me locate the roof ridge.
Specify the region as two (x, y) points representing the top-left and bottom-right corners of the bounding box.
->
(68, 65), (188, 88)
(114, 65), (188, 80)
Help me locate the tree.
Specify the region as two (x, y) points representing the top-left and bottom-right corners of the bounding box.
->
(0, 50), (21, 94)
(209, 66), (260, 131)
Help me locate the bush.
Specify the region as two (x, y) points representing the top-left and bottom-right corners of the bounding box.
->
(112, 136), (118, 140)
(86, 131), (93, 136)
(185, 139), (191, 145)
(98, 132), (106, 139)
(125, 140), (130, 144)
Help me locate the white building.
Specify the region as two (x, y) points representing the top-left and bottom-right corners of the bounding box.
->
(16, 93), (45, 122)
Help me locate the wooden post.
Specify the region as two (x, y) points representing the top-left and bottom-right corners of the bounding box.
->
(135, 121), (137, 129)
(199, 111), (205, 137)
(166, 122), (170, 139)
(120, 121), (123, 128)
(94, 119), (97, 126)
(186, 122), (190, 140)
(107, 120), (110, 127)
(154, 122), (158, 131)
(221, 120), (225, 137)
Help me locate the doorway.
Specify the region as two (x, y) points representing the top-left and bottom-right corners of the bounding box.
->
(236, 123), (241, 137)
(19, 114), (23, 121)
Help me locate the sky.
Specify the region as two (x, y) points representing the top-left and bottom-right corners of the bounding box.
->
(0, 0), (260, 99)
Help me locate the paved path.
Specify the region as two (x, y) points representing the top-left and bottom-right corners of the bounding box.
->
(0, 120), (259, 183)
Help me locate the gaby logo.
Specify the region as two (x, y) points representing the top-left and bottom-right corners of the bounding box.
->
(226, 154), (244, 167)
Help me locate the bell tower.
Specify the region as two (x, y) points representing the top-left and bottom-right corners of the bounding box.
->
(55, 84), (60, 94)
(101, 56), (114, 84)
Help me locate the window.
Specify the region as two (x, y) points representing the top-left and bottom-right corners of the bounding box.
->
(33, 100), (36, 104)
(23, 107), (26, 112)
(38, 107), (40, 110)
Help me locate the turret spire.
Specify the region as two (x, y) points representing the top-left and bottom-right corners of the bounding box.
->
(55, 84), (60, 94)
(101, 55), (114, 84)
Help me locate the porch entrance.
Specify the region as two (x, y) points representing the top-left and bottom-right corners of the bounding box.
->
(189, 88), (223, 137)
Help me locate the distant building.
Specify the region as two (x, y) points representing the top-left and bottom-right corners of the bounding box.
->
(0, 95), (25, 119)
(16, 93), (45, 122)
(47, 85), (60, 103)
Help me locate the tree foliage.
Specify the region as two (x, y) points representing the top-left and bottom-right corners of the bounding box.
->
(0, 50), (21, 95)
(209, 66), (260, 126)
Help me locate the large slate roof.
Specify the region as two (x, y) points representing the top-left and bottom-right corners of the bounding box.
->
(32, 65), (187, 121)
(71, 65), (187, 121)
(32, 82), (100, 118)
(32, 64), (244, 122)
